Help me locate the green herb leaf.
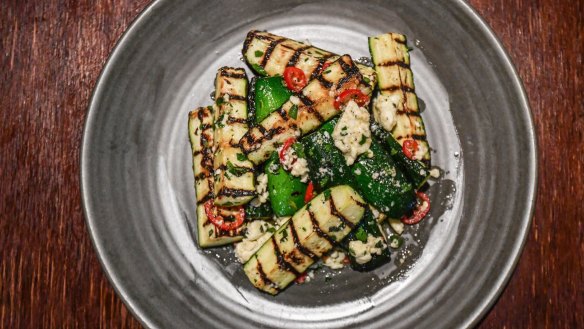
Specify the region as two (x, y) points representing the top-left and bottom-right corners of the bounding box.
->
(236, 153), (246, 161)
(216, 97), (225, 106)
(355, 227), (368, 242)
(254, 50), (264, 57)
(289, 104), (298, 119)
(359, 135), (367, 145)
(267, 227), (276, 233)
(251, 64), (267, 76)
(280, 229), (289, 242)
(208, 229), (213, 237)
(323, 189), (332, 200)
(226, 160), (248, 177)
(363, 76), (371, 84)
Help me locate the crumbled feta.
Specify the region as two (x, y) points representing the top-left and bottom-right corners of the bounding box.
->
(332, 101), (372, 165)
(255, 173), (268, 203)
(369, 205), (387, 222)
(223, 93), (230, 102)
(429, 168), (441, 178)
(413, 142), (428, 161)
(289, 95), (301, 106)
(234, 220), (273, 263)
(279, 144), (310, 182)
(348, 234), (387, 264)
(354, 168), (362, 175)
(373, 94), (401, 132)
(323, 250), (347, 269)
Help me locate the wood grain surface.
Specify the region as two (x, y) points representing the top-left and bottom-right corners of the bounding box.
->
(0, 0), (582, 328)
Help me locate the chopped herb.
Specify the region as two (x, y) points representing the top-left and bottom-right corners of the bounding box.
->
(323, 189), (332, 200)
(304, 57), (309, 62)
(236, 153), (246, 161)
(215, 113), (225, 128)
(324, 69), (331, 74)
(329, 226), (342, 232)
(348, 248), (356, 256)
(216, 97), (225, 106)
(301, 226), (307, 232)
(260, 225), (265, 233)
(254, 50), (264, 57)
(342, 126), (348, 131)
(363, 76), (371, 84)
(375, 241), (384, 248)
(226, 160), (248, 177)
(340, 132), (348, 137)
(389, 235), (404, 248)
(289, 104), (298, 119)
(280, 229), (289, 242)
(267, 227), (276, 233)
(355, 227), (368, 242)
(359, 135), (367, 145)
(251, 64), (267, 75)
(208, 229), (213, 237)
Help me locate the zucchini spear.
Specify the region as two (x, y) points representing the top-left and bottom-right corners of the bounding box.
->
(188, 107), (244, 247)
(212, 67), (256, 206)
(242, 30), (376, 91)
(243, 185), (367, 294)
(369, 33), (431, 166)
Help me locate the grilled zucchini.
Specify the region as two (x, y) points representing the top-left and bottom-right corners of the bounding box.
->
(188, 107), (244, 247)
(243, 185), (367, 294)
(240, 55), (369, 165)
(243, 30), (376, 90)
(212, 67), (256, 206)
(369, 33), (431, 165)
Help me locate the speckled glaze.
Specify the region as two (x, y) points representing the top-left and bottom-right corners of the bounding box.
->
(81, 0), (537, 328)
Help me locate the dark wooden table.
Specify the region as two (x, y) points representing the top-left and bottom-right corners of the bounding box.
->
(1, 0), (582, 328)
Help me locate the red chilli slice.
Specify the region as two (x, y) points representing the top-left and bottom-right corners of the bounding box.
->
(401, 191), (430, 225)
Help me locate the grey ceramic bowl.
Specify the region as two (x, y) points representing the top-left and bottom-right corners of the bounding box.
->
(81, 0), (537, 328)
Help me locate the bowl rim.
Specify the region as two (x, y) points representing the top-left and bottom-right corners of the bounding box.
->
(80, 1), (537, 328)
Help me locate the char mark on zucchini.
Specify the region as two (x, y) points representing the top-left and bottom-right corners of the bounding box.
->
(240, 55), (369, 165)
(369, 33), (431, 166)
(212, 67), (256, 206)
(271, 238), (302, 277)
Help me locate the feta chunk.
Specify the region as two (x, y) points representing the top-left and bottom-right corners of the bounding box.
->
(348, 234), (387, 264)
(332, 100), (372, 165)
(373, 94), (401, 132)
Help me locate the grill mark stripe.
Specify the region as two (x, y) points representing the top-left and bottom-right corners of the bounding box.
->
(296, 93), (314, 106)
(377, 61), (410, 69)
(217, 188), (256, 197)
(288, 221), (318, 260)
(396, 110), (421, 117)
(219, 71), (247, 79)
(271, 238), (301, 277)
(304, 106), (325, 123)
(380, 86), (415, 93)
(287, 46), (311, 66)
(261, 39), (285, 67)
(226, 117), (247, 124)
(224, 94), (246, 101)
(307, 208), (336, 246)
(329, 198), (355, 229)
(310, 57), (328, 80)
(197, 193), (213, 205)
(256, 261), (280, 292)
(316, 75), (333, 89)
(276, 107), (289, 121)
(242, 31), (257, 54)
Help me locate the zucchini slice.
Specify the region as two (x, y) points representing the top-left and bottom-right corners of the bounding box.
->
(240, 55), (369, 165)
(369, 33), (431, 166)
(243, 185), (367, 294)
(242, 30), (376, 91)
(188, 107), (244, 247)
(212, 67), (256, 206)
